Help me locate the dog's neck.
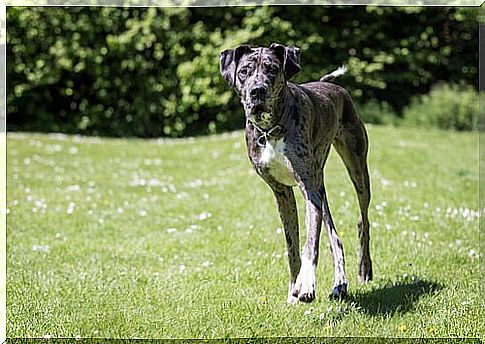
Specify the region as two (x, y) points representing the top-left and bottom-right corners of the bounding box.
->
(270, 84), (290, 122)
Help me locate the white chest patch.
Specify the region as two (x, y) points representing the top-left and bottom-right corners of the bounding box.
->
(259, 139), (296, 186)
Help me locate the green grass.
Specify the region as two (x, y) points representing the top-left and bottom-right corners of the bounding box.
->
(6, 126), (481, 338)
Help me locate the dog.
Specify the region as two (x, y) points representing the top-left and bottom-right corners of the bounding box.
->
(219, 43), (372, 303)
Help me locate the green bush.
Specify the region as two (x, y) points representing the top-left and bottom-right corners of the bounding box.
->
(402, 83), (478, 131)
(357, 100), (400, 126)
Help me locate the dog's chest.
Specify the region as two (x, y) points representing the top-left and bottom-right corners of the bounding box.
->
(258, 139), (296, 186)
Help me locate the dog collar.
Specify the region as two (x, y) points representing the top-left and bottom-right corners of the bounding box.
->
(248, 120), (282, 147)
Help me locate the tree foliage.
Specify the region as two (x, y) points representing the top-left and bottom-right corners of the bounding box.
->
(7, 6), (478, 137)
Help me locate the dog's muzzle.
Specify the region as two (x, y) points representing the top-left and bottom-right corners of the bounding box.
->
(249, 85), (268, 100)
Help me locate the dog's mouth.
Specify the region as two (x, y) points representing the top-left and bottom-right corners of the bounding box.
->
(250, 104), (266, 116)
(247, 104), (274, 129)
(248, 104), (271, 125)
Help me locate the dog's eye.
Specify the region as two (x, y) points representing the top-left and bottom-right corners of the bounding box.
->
(239, 68), (249, 76)
(267, 65), (278, 74)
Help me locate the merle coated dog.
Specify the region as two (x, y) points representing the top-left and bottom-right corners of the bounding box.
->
(220, 43), (372, 303)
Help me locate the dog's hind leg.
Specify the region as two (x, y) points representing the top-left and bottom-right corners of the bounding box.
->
(333, 117), (373, 283)
(268, 183), (302, 304)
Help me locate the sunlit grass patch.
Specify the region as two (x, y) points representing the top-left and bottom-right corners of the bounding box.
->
(6, 127), (481, 338)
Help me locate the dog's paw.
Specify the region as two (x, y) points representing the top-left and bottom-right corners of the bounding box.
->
(358, 257), (373, 283)
(329, 283), (348, 300)
(286, 282), (299, 305)
(286, 294), (299, 305)
(291, 270), (316, 303)
(297, 290), (315, 303)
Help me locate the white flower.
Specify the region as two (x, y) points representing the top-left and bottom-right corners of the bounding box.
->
(66, 202), (75, 214)
(32, 245), (50, 252)
(69, 147), (78, 155)
(66, 185), (81, 192)
(197, 212), (212, 221)
(148, 178), (161, 186)
(176, 192), (189, 200)
(187, 179), (203, 188)
(380, 178), (392, 187)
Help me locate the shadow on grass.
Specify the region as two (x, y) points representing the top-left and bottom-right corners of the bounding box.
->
(348, 279), (442, 316)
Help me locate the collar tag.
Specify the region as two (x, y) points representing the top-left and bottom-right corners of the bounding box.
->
(248, 119), (282, 147)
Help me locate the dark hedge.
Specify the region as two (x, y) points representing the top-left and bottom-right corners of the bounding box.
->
(6, 6), (478, 137)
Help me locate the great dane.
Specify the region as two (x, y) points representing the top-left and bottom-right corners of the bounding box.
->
(219, 43), (372, 304)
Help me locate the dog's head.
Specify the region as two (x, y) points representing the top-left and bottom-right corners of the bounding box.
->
(220, 43), (301, 128)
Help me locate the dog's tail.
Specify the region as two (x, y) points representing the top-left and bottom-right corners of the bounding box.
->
(320, 65), (347, 82)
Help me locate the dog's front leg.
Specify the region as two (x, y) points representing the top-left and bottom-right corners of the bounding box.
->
(292, 177), (323, 303)
(268, 182), (301, 304)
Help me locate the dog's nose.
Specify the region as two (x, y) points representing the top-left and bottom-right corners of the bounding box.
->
(249, 85), (267, 99)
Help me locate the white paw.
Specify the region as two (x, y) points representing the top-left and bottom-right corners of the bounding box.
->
(286, 294), (299, 305)
(291, 260), (316, 303)
(287, 282), (298, 304)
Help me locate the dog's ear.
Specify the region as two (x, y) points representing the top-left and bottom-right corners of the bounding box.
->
(270, 43), (301, 80)
(220, 44), (252, 88)
(286, 46), (301, 78)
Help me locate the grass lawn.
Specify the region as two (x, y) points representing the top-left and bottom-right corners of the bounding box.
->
(6, 126), (481, 338)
